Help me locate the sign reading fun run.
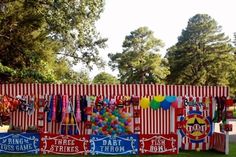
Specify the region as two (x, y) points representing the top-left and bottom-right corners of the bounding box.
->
(90, 135), (139, 155)
(0, 133), (40, 154)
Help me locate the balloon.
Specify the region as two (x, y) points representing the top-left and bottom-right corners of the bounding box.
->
(150, 99), (161, 110)
(154, 96), (165, 102)
(161, 100), (171, 110)
(120, 118), (125, 123)
(121, 113), (126, 118)
(95, 117), (99, 123)
(140, 97), (150, 109)
(171, 100), (178, 108)
(93, 108), (98, 113)
(111, 115), (116, 120)
(91, 99), (132, 135)
(165, 96), (176, 103)
(92, 126), (96, 130)
(127, 117), (132, 123)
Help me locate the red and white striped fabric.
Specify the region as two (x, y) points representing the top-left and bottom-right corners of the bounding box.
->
(0, 84), (229, 135)
(211, 132), (226, 153)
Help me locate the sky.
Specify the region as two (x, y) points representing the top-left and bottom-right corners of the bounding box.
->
(75, 0), (236, 78)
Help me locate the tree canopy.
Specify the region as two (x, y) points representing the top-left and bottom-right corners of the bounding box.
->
(0, 0), (106, 83)
(165, 14), (234, 86)
(92, 72), (119, 84)
(109, 27), (169, 84)
(228, 33), (236, 95)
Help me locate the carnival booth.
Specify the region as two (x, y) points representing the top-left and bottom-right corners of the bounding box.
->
(0, 84), (233, 155)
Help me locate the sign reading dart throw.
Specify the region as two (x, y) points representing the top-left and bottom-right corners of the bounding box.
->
(90, 134), (139, 155)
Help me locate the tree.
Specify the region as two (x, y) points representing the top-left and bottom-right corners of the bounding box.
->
(52, 59), (91, 84)
(165, 14), (234, 86)
(228, 33), (236, 95)
(233, 33), (236, 48)
(75, 69), (91, 84)
(0, 0), (106, 83)
(93, 72), (119, 84)
(109, 27), (169, 84)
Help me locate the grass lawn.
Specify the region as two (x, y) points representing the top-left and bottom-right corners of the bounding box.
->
(0, 143), (235, 157)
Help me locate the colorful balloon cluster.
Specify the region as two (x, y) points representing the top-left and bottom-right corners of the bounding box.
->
(140, 96), (178, 110)
(91, 100), (132, 135)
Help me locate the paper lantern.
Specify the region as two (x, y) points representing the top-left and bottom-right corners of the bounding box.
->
(165, 96), (176, 103)
(161, 100), (171, 110)
(150, 99), (161, 110)
(140, 97), (150, 109)
(154, 96), (165, 102)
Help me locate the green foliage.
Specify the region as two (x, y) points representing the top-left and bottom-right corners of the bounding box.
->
(0, 63), (16, 82)
(52, 59), (91, 84)
(109, 27), (170, 84)
(229, 33), (236, 95)
(233, 33), (236, 47)
(75, 69), (91, 84)
(93, 72), (119, 84)
(166, 14), (235, 86)
(0, 0), (106, 83)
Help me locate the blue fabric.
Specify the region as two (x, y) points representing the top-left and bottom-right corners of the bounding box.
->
(47, 95), (53, 122)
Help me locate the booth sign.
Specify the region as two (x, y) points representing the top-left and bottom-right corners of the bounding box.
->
(139, 134), (178, 154)
(0, 133), (40, 154)
(180, 111), (212, 143)
(90, 134), (139, 155)
(40, 133), (89, 155)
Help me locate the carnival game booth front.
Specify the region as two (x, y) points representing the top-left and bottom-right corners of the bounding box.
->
(0, 84), (232, 155)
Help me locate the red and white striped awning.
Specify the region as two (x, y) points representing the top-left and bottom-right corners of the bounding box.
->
(0, 84), (229, 97)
